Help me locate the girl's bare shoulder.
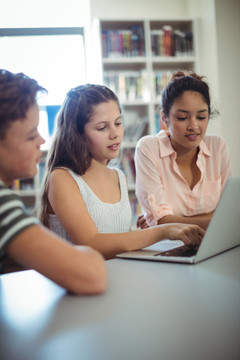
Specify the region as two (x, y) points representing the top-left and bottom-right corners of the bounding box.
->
(50, 168), (75, 184)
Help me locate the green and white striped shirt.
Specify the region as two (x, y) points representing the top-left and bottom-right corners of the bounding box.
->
(0, 181), (39, 261)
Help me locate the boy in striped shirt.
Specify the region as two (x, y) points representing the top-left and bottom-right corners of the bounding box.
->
(0, 69), (106, 294)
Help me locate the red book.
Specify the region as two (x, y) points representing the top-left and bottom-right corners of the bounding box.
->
(163, 25), (173, 56)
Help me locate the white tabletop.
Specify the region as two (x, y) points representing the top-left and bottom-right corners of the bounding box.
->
(1, 247), (240, 360)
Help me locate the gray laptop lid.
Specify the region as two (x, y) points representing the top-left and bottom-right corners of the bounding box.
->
(117, 176), (240, 264)
(194, 176), (240, 262)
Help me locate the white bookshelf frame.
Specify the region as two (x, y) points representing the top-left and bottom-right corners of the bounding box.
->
(99, 18), (199, 184)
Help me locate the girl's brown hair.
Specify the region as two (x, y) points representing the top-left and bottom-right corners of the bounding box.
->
(37, 84), (120, 227)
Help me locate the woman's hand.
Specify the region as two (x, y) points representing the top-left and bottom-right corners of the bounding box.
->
(137, 214), (149, 229)
(161, 223), (205, 246)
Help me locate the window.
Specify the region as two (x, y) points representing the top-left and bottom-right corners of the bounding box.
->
(0, 27), (86, 149)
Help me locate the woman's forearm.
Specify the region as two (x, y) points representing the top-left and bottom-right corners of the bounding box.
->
(157, 212), (214, 230)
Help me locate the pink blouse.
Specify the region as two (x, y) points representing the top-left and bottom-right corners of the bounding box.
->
(135, 130), (232, 226)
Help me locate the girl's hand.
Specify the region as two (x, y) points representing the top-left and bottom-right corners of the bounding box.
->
(162, 223), (205, 246)
(137, 214), (149, 229)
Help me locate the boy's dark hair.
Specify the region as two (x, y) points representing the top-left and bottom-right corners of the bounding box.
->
(0, 69), (46, 139)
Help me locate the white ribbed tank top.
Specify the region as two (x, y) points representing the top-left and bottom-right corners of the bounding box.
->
(48, 167), (132, 243)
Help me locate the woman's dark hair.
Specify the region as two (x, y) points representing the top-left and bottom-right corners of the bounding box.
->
(38, 83), (120, 226)
(0, 69), (46, 139)
(161, 71), (216, 117)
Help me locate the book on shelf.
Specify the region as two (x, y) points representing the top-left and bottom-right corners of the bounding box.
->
(173, 30), (194, 57)
(34, 159), (46, 191)
(155, 111), (161, 134)
(129, 193), (142, 228)
(103, 70), (149, 102)
(101, 24), (145, 58)
(151, 29), (164, 56)
(120, 149), (136, 186)
(154, 70), (173, 101)
(163, 25), (172, 56)
(155, 108), (169, 134)
(10, 156), (46, 194)
(151, 26), (193, 57)
(185, 31), (193, 56)
(110, 148), (136, 187)
(131, 24), (145, 56)
(11, 179), (21, 191)
(11, 178), (35, 192)
(124, 118), (148, 142)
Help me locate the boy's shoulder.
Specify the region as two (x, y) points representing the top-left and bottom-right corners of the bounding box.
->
(0, 180), (39, 255)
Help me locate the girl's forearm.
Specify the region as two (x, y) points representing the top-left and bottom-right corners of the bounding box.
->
(76, 226), (163, 260)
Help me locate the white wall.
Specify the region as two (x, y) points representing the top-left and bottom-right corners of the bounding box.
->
(186, 0), (221, 135)
(0, 0), (90, 27)
(186, 0), (240, 174)
(89, 0), (187, 19)
(215, 0), (240, 175)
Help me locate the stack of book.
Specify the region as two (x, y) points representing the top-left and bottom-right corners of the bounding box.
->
(124, 118), (148, 142)
(154, 70), (173, 100)
(11, 158), (46, 193)
(151, 26), (193, 57)
(101, 24), (145, 58)
(103, 70), (148, 102)
(129, 193), (142, 229)
(120, 149), (136, 186)
(11, 178), (35, 191)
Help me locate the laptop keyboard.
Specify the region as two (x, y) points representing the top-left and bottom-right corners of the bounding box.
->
(154, 245), (199, 257)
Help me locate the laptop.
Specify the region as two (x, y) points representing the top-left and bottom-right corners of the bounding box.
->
(117, 176), (240, 264)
